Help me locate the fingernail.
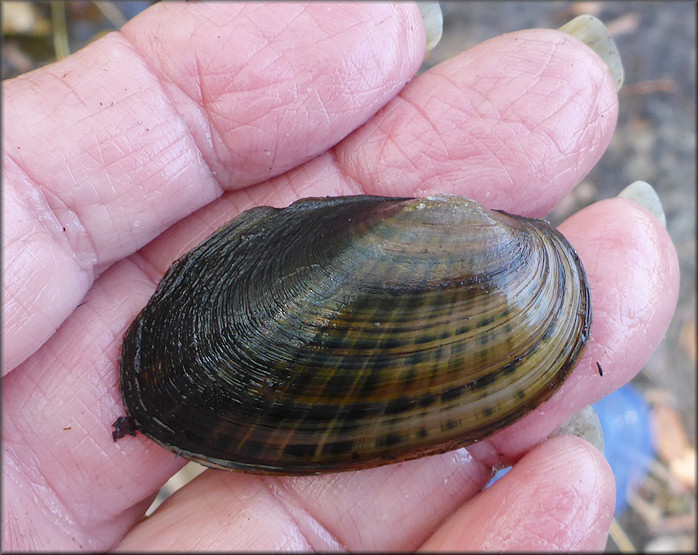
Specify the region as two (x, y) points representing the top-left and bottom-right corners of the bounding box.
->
(558, 14), (624, 91)
(417, 2), (443, 52)
(617, 180), (667, 228)
(552, 405), (605, 454)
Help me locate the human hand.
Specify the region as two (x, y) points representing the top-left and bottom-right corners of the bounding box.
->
(3, 2), (679, 551)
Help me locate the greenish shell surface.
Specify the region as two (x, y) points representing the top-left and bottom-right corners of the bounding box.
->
(116, 195), (591, 474)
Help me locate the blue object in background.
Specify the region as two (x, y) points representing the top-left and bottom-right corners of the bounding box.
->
(593, 383), (655, 515)
(485, 465), (511, 488)
(485, 383), (654, 517)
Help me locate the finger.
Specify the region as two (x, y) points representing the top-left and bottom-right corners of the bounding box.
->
(419, 436), (615, 551)
(114, 450), (489, 551)
(335, 27), (619, 217)
(3, 1), (424, 372)
(120, 2), (426, 189)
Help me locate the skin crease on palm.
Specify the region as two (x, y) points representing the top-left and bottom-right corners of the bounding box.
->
(2, 2), (679, 552)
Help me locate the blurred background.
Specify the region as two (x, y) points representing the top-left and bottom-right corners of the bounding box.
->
(3, 1), (695, 551)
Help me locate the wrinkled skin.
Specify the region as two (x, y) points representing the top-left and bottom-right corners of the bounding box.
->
(3, 2), (679, 552)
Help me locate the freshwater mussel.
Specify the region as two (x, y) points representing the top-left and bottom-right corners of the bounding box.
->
(113, 194), (592, 474)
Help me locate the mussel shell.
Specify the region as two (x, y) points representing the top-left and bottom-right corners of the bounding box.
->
(116, 195), (591, 474)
